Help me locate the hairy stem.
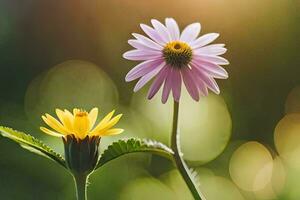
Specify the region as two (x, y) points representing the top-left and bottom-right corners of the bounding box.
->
(171, 101), (205, 200)
(74, 173), (88, 200)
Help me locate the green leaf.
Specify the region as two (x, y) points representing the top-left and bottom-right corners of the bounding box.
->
(96, 138), (174, 169)
(0, 126), (66, 168)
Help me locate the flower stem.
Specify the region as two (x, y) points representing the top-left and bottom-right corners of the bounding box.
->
(171, 101), (205, 200)
(73, 173), (88, 200)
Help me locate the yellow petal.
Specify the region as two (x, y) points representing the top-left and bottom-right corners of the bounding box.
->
(73, 108), (80, 116)
(73, 112), (90, 139)
(64, 109), (75, 123)
(64, 109), (74, 117)
(103, 114), (123, 130)
(40, 127), (64, 137)
(91, 110), (115, 133)
(97, 128), (124, 136)
(42, 114), (68, 134)
(88, 107), (98, 130)
(56, 109), (73, 132)
(91, 114), (122, 136)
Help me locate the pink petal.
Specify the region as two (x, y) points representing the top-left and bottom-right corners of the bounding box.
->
(192, 59), (228, 79)
(191, 64), (220, 94)
(123, 49), (161, 61)
(132, 33), (163, 50)
(188, 69), (208, 96)
(190, 33), (219, 49)
(133, 62), (165, 92)
(207, 44), (225, 47)
(151, 19), (171, 43)
(193, 54), (230, 65)
(165, 18), (180, 40)
(208, 78), (220, 94)
(140, 24), (165, 45)
(171, 69), (182, 102)
(128, 39), (160, 51)
(181, 67), (200, 101)
(196, 78), (209, 96)
(161, 67), (173, 103)
(194, 44), (227, 56)
(180, 23), (201, 43)
(147, 66), (169, 99)
(125, 59), (164, 82)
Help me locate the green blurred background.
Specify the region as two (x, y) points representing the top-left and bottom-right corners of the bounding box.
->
(0, 0), (299, 199)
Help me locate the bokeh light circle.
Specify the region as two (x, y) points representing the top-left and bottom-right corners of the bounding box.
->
(254, 156), (286, 200)
(274, 114), (300, 169)
(180, 90), (232, 164)
(130, 87), (172, 144)
(160, 168), (244, 200)
(25, 60), (119, 126)
(285, 86), (300, 114)
(131, 88), (232, 164)
(119, 177), (175, 200)
(200, 176), (245, 200)
(229, 141), (273, 191)
(160, 169), (194, 200)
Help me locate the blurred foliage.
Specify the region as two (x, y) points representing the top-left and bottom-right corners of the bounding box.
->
(0, 0), (300, 199)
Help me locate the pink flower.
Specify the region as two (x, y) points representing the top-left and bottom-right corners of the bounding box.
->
(123, 18), (229, 103)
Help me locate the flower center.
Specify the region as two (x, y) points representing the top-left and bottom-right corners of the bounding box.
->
(162, 41), (193, 68)
(76, 111), (88, 117)
(73, 110), (90, 139)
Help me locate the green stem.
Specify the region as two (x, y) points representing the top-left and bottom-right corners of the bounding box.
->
(171, 101), (205, 200)
(73, 173), (88, 200)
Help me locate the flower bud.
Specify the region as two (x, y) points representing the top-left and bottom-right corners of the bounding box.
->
(63, 135), (100, 175)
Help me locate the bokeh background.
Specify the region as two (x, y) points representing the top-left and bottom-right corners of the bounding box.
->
(0, 0), (299, 199)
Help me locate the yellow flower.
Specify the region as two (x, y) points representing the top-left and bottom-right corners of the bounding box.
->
(40, 108), (123, 140)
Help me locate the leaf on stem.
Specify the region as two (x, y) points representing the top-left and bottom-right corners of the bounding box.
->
(96, 138), (174, 169)
(0, 126), (66, 168)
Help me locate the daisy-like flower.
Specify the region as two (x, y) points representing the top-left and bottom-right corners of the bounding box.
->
(123, 18), (229, 103)
(40, 108), (123, 174)
(40, 108), (123, 140)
